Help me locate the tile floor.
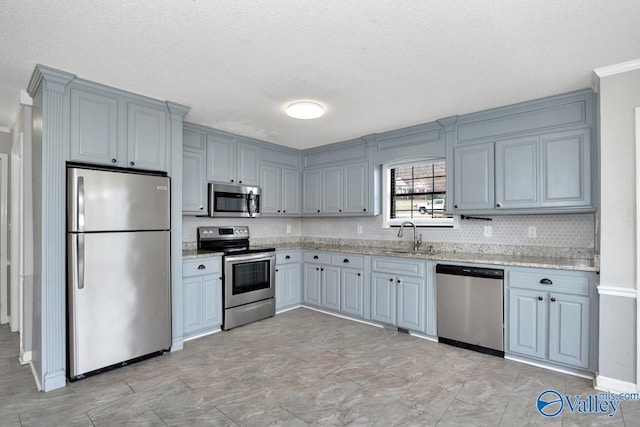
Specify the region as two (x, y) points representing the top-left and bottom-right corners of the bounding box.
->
(1, 308), (639, 426)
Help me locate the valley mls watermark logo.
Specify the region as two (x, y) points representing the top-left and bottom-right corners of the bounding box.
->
(537, 389), (640, 418)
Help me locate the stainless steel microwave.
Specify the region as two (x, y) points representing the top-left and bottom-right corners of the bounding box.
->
(208, 183), (261, 218)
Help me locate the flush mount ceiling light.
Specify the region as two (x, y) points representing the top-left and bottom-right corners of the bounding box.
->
(286, 101), (325, 119)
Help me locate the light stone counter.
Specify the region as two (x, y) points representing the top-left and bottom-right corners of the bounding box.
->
(182, 239), (598, 272)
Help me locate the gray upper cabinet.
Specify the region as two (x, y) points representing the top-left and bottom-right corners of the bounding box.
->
(302, 169), (322, 214)
(182, 128), (207, 215)
(343, 162), (368, 213)
(540, 129), (591, 208)
(70, 87), (169, 171)
(127, 103), (167, 170)
(70, 88), (119, 165)
(302, 161), (369, 216)
(453, 143), (494, 210)
(451, 89), (596, 214)
(323, 166), (343, 213)
(207, 135), (260, 186)
(260, 165), (300, 215)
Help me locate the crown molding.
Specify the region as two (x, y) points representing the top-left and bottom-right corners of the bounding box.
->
(27, 64), (75, 97)
(594, 58), (640, 78)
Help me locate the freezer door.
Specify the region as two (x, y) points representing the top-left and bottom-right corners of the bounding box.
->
(68, 231), (171, 378)
(68, 167), (170, 232)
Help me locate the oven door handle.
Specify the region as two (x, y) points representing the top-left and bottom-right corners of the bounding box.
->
(225, 252), (275, 263)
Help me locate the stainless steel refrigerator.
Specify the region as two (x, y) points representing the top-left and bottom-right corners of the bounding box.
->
(67, 165), (171, 380)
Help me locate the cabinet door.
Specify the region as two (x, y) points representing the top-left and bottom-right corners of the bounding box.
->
(321, 266), (341, 311)
(341, 268), (363, 318)
(343, 162), (368, 213)
(203, 276), (222, 329)
(127, 103), (167, 171)
(453, 143), (494, 210)
(276, 263), (301, 310)
(495, 137), (539, 209)
(207, 134), (236, 183)
(70, 88), (119, 166)
(260, 165), (281, 214)
(548, 293), (590, 369)
(540, 129), (591, 208)
(182, 149), (207, 215)
(281, 169), (301, 215)
(183, 276), (203, 334)
(323, 166), (343, 213)
(303, 263), (321, 306)
(371, 273), (396, 325)
(507, 288), (546, 359)
(397, 275), (425, 332)
(302, 169), (322, 214)
(236, 141), (260, 186)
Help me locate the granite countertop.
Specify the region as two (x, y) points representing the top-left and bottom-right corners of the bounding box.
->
(183, 243), (598, 272)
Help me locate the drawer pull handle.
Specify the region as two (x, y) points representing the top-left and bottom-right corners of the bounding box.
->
(343, 258), (349, 263)
(538, 296), (543, 301)
(197, 264), (206, 270)
(285, 255), (291, 260)
(313, 255), (319, 260)
(540, 278), (553, 285)
(550, 297), (556, 302)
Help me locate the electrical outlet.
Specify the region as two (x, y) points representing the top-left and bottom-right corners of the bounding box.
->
(357, 224), (363, 234)
(484, 225), (492, 238)
(528, 226), (537, 238)
(286, 224), (291, 234)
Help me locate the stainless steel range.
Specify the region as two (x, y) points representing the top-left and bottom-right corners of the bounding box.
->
(197, 226), (275, 330)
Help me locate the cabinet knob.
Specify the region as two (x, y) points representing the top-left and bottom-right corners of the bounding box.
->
(397, 279), (401, 284)
(538, 296), (543, 301)
(540, 278), (553, 285)
(316, 267), (320, 271)
(339, 209), (343, 212)
(199, 206), (204, 210)
(389, 278), (393, 282)
(321, 267), (324, 271)
(343, 258), (349, 263)
(197, 264), (206, 270)
(496, 202), (502, 208)
(550, 297), (556, 302)
(231, 179), (234, 183)
(130, 161), (135, 166)
(313, 255), (319, 260)
(454, 204), (458, 209)
(285, 255), (291, 260)
(219, 276), (222, 280)
(317, 209), (320, 213)
(357, 273), (361, 277)
(283, 210), (286, 213)
(275, 269), (279, 272)
(239, 180), (242, 184)
(111, 158), (117, 164)
(277, 210), (281, 213)
(363, 208), (366, 212)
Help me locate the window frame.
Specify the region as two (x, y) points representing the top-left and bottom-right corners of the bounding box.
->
(384, 158), (454, 228)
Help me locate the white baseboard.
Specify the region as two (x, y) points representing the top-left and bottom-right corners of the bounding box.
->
(504, 355), (593, 380)
(19, 349), (32, 365)
(595, 374), (638, 393)
(301, 305), (383, 329)
(182, 328), (221, 343)
(29, 361), (41, 391)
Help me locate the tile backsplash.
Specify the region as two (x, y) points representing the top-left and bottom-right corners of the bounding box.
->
(183, 213), (594, 249)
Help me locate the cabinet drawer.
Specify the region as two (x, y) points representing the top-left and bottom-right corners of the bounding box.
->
(183, 258), (221, 277)
(508, 269), (590, 295)
(277, 251), (301, 264)
(331, 254), (364, 269)
(303, 251), (331, 264)
(371, 257), (424, 277)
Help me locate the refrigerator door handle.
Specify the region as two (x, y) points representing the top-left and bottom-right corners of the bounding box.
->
(77, 176), (85, 232)
(77, 233), (85, 289)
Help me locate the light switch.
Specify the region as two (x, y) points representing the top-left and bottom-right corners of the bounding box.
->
(484, 225), (492, 238)
(528, 226), (537, 238)
(286, 224), (291, 234)
(357, 224), (363, 234)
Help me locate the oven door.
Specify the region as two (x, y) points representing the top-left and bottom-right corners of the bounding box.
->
(224, 252), (275, 308)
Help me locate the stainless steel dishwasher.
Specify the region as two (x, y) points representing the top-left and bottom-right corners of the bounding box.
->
(436, 264), (505, 357)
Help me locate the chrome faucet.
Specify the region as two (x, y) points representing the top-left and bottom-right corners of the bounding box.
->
(397, 221), (422, 252)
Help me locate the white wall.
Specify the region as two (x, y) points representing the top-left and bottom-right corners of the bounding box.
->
(598, 67), (640, 386)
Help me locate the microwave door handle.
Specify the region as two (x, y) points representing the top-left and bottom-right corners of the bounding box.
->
(247, 190), (254, 218)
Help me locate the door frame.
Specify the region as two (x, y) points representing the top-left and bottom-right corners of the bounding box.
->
(0, 153), (9, 330)
(635, 107), (640, 392)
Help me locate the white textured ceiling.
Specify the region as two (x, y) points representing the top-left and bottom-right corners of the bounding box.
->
(1, 1), (640, 149)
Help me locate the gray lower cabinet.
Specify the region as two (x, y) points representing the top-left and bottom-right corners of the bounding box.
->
(275, 251), (302, 311)
(370, 257), (426, 333)
(506, 267), (595, 371)
(302, 252), (364, 318)
(70, 87), (169, 171)
(182, 257), (223, 339)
